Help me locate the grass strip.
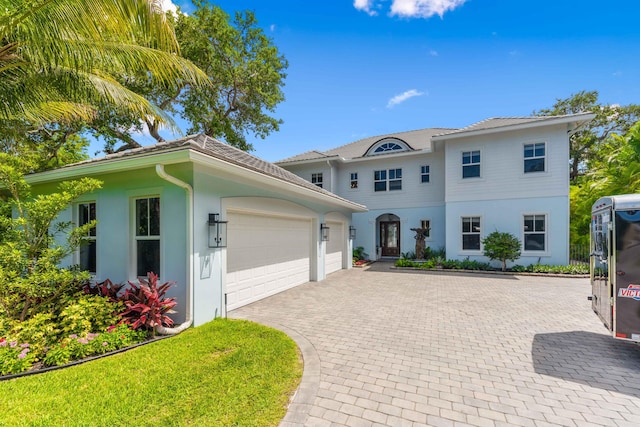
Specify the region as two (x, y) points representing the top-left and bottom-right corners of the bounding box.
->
(0, 319), (302, 427)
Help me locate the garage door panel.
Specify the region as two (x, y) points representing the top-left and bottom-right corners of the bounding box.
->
(325, 222), (344, 274)
(227, 212), (311, 310)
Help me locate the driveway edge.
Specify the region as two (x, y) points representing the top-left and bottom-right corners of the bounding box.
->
(229, 314), (320, 427)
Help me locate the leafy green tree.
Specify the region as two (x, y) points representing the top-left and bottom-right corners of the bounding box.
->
(103, 2), (288, 153)
(0, 154), (102, 322)
(534, 90), (640, 181)
(570, 122), (640, 246)
(482, 231), (521, 271)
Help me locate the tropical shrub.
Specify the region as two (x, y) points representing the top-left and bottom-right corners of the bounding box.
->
(482, 231), (521, 271)
(0, 339), (37, 375)
(3, 313), (59, 357)
(120, 272), (177, 335)
(353, 246), (368, 261)
(42, 325), (147, 367)
(0, 155), (102, 322)
(83, 279), (126, 302)
(58, 294), (123, 337)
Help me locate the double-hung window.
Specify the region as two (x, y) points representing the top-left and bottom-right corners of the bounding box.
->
(77, 202), (97, 274)
(524, 214), (546, 251)
(462, 150), (481, 178)
(421, 165), (430, 183)
(374, 169), (402, 191)
(311, 173), (323, 188)
(135, 197), (160, 277)
(524, 143), (545, 173)
(350, 173), (358, 189)
(462, 217), (481, 250)
(389, 169), (402, 190)
(374, 170), (387, 191)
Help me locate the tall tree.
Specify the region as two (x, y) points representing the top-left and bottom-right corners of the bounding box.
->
(103, 2), (288, 153)
(534, 90), (640, 181)
(570, 123), (640, 246)
(0, 0), (207, 139)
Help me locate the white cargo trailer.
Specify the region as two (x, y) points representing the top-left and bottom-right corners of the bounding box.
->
(590, 194), (640, 342)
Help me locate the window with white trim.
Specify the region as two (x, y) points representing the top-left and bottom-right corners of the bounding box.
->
(374, 142), (404, 153)
(421, 165), (430, 183)
(77, 202), (96, 274)
(524, 214), (546, 251)
(350, 172), (358, 189)
(524, 143), (545, 173)
(135, 197), (160, 277)
(461, 216), (481, 250)
(374, 168), (402, 192)
(311, 173), (323, 188)
(462, 150), (481, 178)
(420, 220), (431, 238)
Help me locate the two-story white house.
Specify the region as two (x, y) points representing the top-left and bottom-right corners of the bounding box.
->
(277, 113), (594, 267)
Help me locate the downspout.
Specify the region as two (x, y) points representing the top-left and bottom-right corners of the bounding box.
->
(154, 164), (193, 335)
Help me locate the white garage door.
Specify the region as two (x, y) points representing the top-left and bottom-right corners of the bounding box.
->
(226, 212), (311, 310)
(325, 221), (344, 275)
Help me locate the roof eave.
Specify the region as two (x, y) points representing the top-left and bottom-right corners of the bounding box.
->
(189, 151), (367, 212)
(275, 155), (342, 167)
(24, 149), (191, 184)
(431, 113), (597, 141)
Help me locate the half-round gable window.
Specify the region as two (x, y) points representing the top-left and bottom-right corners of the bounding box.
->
(366, 138), (410, 156)
(375, 142), (403, 153)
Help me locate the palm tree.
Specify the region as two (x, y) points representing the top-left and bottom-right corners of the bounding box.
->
(0, 0), (207, 126)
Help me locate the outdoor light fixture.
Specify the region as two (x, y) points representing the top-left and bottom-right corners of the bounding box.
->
(349, 226), (356, 240)
(320, 223), (330, 241)
(208, 213), (228, 248)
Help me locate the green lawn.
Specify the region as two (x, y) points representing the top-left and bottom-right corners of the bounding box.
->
(0, 319), (302, 426)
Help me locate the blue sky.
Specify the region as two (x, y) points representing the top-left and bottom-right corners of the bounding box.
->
(142, 0), (640, 162)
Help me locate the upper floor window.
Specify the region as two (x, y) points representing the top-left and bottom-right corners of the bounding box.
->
(462, 216), (481, 250)
(365, 138), (410, 156)
(311, 173), (323, 188)
(374, 142), (404, 153)
(374, 168), (402, 192)
(421, 165), (430, 183)
(524, 214), (546, 251)
(77, 202), (96, 274)
(462, 150), (481, 178)
(350, 172), (358, 189)
(524, 143), (545, 173)
(135, 197), (160, 277)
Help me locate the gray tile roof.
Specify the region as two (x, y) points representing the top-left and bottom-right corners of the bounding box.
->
(433, 113), (595, 138)
(277, 113), (594, 164)
(277, 127), (456, 163)
(55, 134), (361, 207)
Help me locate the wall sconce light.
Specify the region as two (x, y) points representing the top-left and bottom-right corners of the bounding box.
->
(349, 226), (356, 240)
(208, 213), (228, 248)
(320, 223), (330, 241)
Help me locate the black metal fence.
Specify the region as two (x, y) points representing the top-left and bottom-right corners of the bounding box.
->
(570, 244), (589, 265)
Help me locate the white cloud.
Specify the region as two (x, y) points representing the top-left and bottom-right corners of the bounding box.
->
(355, 0), (467, 18)
(353, 0), (378, 16)
(270, 24), (277, 32)
(429, 49), (438, 56)
(160, 0), (179, 14)
(387, 89), (425, 108)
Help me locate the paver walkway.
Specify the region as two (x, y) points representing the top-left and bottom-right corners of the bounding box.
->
(230, 262), (640, 427)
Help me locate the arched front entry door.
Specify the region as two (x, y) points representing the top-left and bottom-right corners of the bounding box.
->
(378, 214), (400, 257)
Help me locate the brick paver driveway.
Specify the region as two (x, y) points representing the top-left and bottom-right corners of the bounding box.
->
(230, 262), (640, 427)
